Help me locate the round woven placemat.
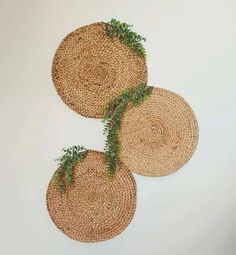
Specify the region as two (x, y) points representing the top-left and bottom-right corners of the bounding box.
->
(120, 87), (199, 176)
(46, 150), (136, 242)
(52, 22), (147, 118)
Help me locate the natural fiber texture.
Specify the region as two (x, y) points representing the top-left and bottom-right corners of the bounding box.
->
(52, 22), (147, 118)
(46, 150), (136, 242)
(120, 87), (199, 176)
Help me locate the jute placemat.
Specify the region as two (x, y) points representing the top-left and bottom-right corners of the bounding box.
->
(52, 22), (147, 118)
(119, 87), (199, 176)
(46, 150), (136, 242)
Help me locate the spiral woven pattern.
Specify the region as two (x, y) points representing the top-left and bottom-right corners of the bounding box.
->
(52, 22), (147, 118)
(120, 87), (199, 176)
(46, 151), (136, 242)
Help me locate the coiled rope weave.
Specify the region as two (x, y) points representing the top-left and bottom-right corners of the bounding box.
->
(46, 151), (136, 242)
(119, 87), (199, 176)
(52, 22), (147, 118)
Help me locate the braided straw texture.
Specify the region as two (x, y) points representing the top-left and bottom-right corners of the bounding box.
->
(52, 22), (147, 118)
(120, 87), (199, 176)
(46, 150), (136, 242)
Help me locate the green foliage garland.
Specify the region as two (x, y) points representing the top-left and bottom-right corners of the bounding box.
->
(106, 18), (146, 59)
(103, 84), (153, 177)
(54, 145), (87, 193)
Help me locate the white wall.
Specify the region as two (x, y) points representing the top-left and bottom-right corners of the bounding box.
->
(1, 0), (236, 254)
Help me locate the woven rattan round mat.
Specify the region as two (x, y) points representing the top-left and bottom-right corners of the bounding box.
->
(52, 22), (147, 118)
(46, 150), (136, 242)
(119, 87), (199, 176)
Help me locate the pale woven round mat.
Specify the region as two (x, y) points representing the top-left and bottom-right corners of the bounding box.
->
(46, 150), (136, 242)
(52, 22), (147, 118)
(120, 87), (199, 176)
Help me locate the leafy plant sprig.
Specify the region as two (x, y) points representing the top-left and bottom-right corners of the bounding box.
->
(106, 18), (146, 59)
(103, 84), (153, 177)
(54, 145), (88, 193)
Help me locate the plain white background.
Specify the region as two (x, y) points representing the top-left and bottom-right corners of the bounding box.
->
(1, 0), (236, 254)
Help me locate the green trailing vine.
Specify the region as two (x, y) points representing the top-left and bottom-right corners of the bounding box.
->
(54, 145), (88, 193)
(103, 84), (153, 177)
(106, 18), (146, 59)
